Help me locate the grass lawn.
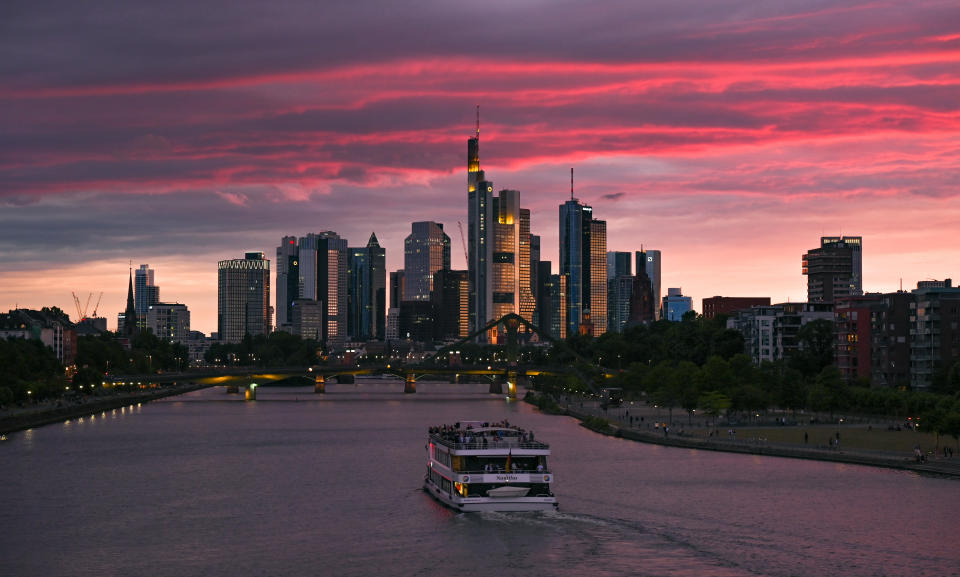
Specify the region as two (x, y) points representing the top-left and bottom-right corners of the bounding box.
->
(686, 424), (957, 454)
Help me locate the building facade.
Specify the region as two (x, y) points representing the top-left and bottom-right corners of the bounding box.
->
(638, 250), (661, 319)
(217, 252), (271, 343)
(404, 221), (450, 302)
(348, 233), (386, 341)
(431, 269), (469, 341)
(702, 296), (772, 320)
(802, 236), (863, 303)
(146, 302), (190, 344)
(663, 288), (693, 322)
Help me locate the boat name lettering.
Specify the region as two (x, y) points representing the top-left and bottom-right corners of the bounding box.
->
(495, 474), (519, 481)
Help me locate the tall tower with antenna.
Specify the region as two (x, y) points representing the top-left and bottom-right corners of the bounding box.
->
(467, 106), (493, 337)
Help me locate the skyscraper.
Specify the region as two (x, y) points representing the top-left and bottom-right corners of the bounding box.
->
(275, 236), (299, 331)
(607, 251), (633, 333)
(559, 173), (605, 336)
(465, 114), (534, 341)
(802, 236), (863, 303)
(404, 221), (451, 302)
(637, 250), (661, 319)
(218, 252), (271, 343)
(559, 195), (590, 336)
(431, 269), (469, 340)
(348, 233), (386, 340)
(134, 264), (159, 330)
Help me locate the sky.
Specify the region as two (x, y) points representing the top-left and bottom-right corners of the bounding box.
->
(2, 0), (959, 335)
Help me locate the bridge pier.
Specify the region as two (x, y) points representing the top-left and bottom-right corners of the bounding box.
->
(404, 373), (416, 394)
(506, 371), (518, 399)
(488, 380), (503, 395)
(245, 383), (257, 401)
(314, 374), (325, 394)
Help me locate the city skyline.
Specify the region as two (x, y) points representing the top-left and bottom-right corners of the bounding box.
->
(3, 1), (959, 334)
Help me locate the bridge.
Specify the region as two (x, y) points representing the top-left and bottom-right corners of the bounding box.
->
(131, 314), (608, 400)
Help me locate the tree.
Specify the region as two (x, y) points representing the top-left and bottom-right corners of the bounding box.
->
(790, 319), (835, 377)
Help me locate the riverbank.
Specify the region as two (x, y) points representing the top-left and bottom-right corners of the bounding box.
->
(527, 393), (960, 480)
(0, 383), (210, 435)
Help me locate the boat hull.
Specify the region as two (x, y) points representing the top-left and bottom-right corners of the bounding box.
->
(424, 478), (558, 512)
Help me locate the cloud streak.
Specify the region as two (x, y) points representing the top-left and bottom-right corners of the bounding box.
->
(1, 0), (959, 332)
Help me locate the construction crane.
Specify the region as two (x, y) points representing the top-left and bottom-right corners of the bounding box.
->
(91, 291), (104, 318)
(71, 291), (102, 321)
(457, 221), (468, 265)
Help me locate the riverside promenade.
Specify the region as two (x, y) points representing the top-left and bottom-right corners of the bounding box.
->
(535, 393), (960, 480)
(0, 383), (209, 435)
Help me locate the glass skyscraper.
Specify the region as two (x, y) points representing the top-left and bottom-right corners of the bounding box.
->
(217, 252), (271, 343)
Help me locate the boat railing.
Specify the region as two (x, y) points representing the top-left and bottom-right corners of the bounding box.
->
(454, 467), (552, 475)
(430, 435), (550, 451)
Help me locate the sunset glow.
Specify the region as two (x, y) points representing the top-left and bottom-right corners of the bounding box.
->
(2, 0), (958, 333)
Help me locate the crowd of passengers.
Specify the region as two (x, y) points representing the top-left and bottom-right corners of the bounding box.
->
(429, 420), (537, 446)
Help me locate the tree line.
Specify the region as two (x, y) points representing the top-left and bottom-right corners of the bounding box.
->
(535, 315), (960, 442)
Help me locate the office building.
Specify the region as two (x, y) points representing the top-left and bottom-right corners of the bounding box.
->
(404, 221), (450, 302)
(802, 236), (863, 303)
(663, 288), (693, 322)
(559, 181), (606, 336)
(348, 233), (386, 340)
(536, 261), (553, 335)
(218, 252), (271, 343)
(467, 122), (493, 336)
(549, 273), (567, 340)
(637, 250), (661, 319)
(276, 236), (299, 331)
(607, 251), (633, 333)
(431, 269), (469, 340)
(299, 232), (348, 349)
(290, 298), (324, 341)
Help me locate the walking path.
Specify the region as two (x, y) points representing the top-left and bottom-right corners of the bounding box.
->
(0, 383), (208, 435)
(542, 394), (960, 480)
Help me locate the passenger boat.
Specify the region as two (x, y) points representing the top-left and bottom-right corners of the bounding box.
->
(424, 420), (558, 512)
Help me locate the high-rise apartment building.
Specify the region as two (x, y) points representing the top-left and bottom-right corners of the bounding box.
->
(218, 252), (271, 343)
(348, 233), (386, 340)
(147, 302), (190, 344)
(404, 222), (450, 302)
(803, 236), (863, 303)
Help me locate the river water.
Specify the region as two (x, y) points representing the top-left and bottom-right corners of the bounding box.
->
(2, 380), (957, 577)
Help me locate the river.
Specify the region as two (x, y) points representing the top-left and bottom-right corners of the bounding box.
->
(2, 380), (957, 577)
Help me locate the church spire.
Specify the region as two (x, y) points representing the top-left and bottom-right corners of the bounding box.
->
(123, 265), (137, 337)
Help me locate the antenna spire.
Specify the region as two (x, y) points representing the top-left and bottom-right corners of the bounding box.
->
(570, 167), (574, 200)
(476, 105), (480, 139)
